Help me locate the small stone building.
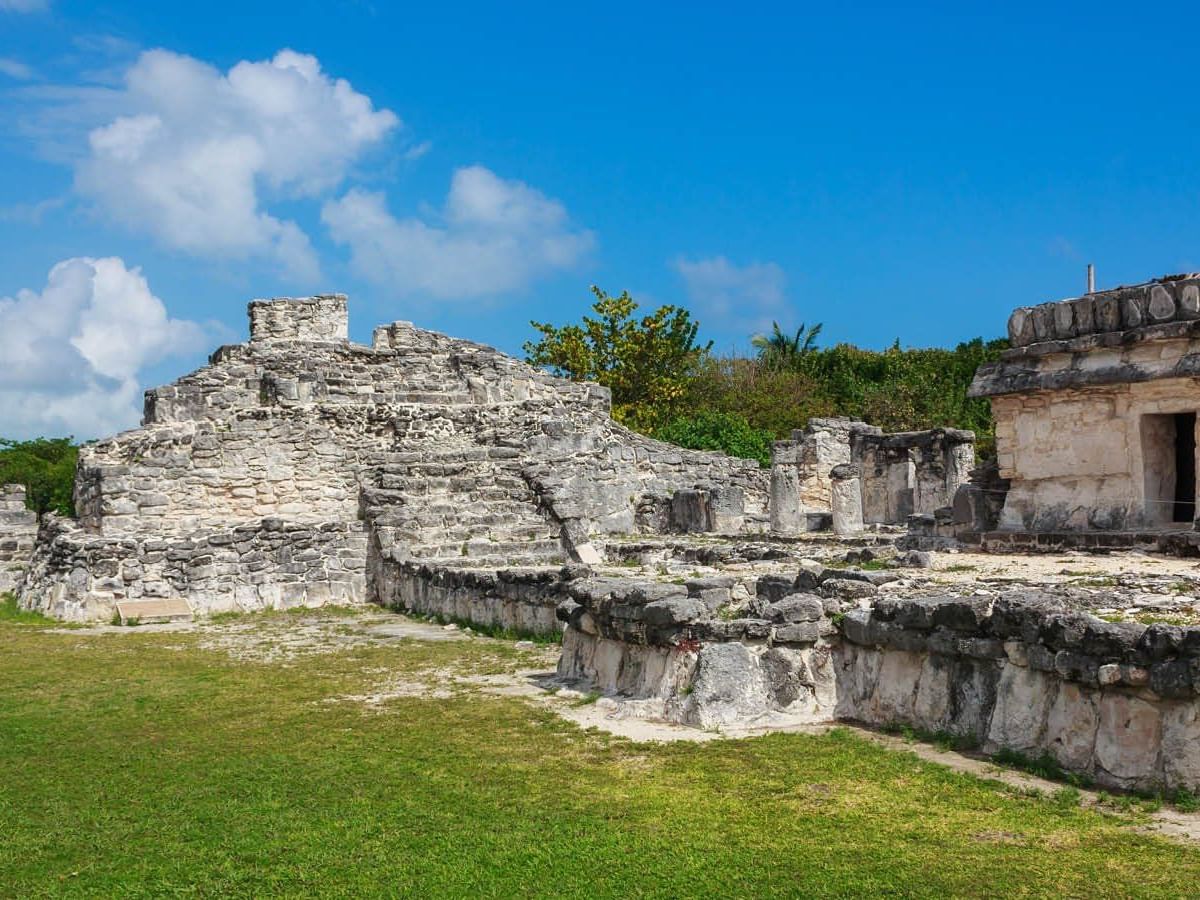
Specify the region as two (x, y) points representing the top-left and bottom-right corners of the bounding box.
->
(971, 274), (1200, 534)
(770, 417), (975, 533)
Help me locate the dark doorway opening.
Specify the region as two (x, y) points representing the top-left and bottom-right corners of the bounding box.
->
(1174, 412), (1196, 523)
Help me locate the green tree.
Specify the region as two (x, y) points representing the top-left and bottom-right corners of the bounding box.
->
(0, 437), (79, 517)
(654, 411), (775, 467)
(524, 285), (712, 428)
(751, 321), (823, 371)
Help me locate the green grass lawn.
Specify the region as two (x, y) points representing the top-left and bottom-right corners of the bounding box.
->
(2, 605), (1200, 897)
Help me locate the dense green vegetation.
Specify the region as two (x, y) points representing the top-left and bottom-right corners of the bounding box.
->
(526, 290), (1007, 464)
(524, 285), (712, 432)
(3, 609), (1199, 897)
(0, 437), (79, 516)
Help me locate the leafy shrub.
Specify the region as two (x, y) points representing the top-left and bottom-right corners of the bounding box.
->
(0, 437), (79, 516)
(524, 286), (711, 430)
(654, 411), (774, 467)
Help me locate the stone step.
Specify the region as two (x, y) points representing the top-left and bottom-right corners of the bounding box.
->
(115, 598), (193, 625)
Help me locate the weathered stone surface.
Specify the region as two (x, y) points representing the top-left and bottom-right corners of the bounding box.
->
(820, 578), (879, 600)
(765, 594), (824, 623)
(971, 274), (1200, 534)
(0, 484), (37, 595)
(19, 297), (771, 622)
(680, 643), (772, 728)
(1095, 693), (1162, 785)
(987, 663), (1054, 753)
(642, 597), (709, 627)
(1044, 682), (1098, 771)
(770, 418), (973, 532)
(829, 464), (864, 536)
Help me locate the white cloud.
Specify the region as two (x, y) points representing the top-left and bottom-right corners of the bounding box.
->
(672, 255), (789, 334)
(0, 58), (33, 79)
(73, 48), (398, 282)
(0, 0), (48, 11)
(322, 165), (594, 299)
(0, 257), (207, 439)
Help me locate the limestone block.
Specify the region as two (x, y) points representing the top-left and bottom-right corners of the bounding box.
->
(830, 465), (863, 536)
(1044, 682), (1098, 771)
(985, 664), (1055, 754)
(868, 650), (923, 724)
(1161, 701), (1200, 789)
(911, 654), (953, 732)
(1094, 692), (1162, 786)
(1181, 283), (1200, 318)
(680, 642), (772, 729)
(1148, 284), (1176, 321)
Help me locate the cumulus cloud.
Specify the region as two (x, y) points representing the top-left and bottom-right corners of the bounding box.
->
(672, 255), (789, 334)
(322, 165), (594, 299)
(0, 257), (207, 439)
(73, 48), (398, 282)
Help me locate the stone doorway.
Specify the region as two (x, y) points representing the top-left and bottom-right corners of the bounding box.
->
(1141, 412), (1198, 526)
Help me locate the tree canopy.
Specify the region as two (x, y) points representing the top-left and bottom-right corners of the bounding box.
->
(524, 291), (1006, 467)
(523, 285), (712, 429)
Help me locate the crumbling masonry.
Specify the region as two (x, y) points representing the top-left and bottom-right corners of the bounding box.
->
(8, 292), (1200, 793)
(14, 295), (766, 623)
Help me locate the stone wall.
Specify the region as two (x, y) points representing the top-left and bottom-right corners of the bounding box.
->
(837, 593), (1200, 792)
(249, 294), (349, 343)
(972, 274), (1200, 533)
(372, 560), (570, 636)
(18, 295), (771, 621)
(0, 485), (37, 594)
(770, 418), (974, 533)
(541, 556), (1200, 791)
(555, 569), (843, 728)
(20, 517), (366, 622)
(856, 429), (975, 525)
(1004, 274), (1200, 349)
(986, 380), (1200, 531)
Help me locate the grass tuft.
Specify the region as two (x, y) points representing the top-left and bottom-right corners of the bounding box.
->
(0, 592), (53, 625)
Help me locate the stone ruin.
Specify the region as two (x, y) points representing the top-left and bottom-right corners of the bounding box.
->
(7, 291), (1200, 793)
(770, 417), (975, 534)
(11, 295), (767, 622)
(0, 484), (37, 595)
(969, 273), (1200, 552)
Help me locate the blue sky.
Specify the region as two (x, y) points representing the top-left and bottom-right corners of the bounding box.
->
(2, 1), (1200, 438)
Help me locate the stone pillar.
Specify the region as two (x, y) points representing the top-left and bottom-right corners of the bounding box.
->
(770, 440), (805, 534)
(830, 464), (864, 536)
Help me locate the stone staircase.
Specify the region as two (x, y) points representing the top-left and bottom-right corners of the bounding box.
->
(361, 446), (566, 567)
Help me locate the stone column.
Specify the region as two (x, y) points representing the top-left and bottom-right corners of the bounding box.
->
(830, 464), (864, 536)
(770, 440), (805, 534)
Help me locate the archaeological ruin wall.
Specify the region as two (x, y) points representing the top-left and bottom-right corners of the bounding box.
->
(972, 275), (1200, 537)
(16, 295), (769, 621)
(770, 418), (974, 533)
(0, 485), (37, 595)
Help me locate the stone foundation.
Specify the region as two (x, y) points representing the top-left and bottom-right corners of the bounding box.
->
(372, 559), (569, 635)
(20, 517), (366, 621)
